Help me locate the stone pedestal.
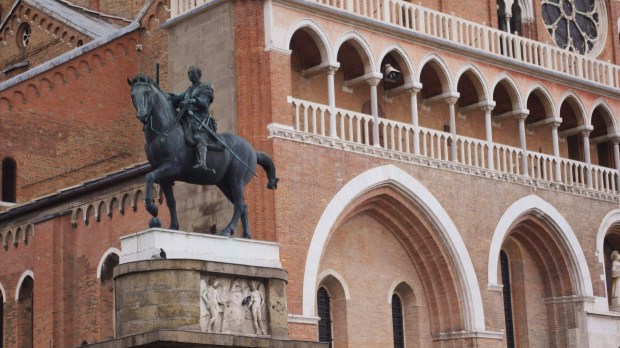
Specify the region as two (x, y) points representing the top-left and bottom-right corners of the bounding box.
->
(88, 228), (324, 348)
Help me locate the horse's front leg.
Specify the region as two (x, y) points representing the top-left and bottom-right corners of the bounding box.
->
(144, 163), (180, 225)
(160, 182), (179, 230)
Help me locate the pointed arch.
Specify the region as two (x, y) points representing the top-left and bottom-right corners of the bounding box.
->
(334, 31), (376, 74)
(97, 247), (121, 280)
(596, 209), (620, 263)
(377, 44), (416, 84)
(455, 64), (490, 101)
(557, 90), (587, 126)
(525, 83), (556, 117)
(317, 269), (351, 300)
(491, 73), (524, 110)
(589, 98), (618, 133)
(14, 270), (34, 301)
(487, 195), (593, 296)
(302, 164), (485, 331)
(417, 53), (453, 93)
(285, 19), (332, 64)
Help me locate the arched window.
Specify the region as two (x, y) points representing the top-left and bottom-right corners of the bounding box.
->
(17, 276), (33, 348)
(99, 252), (119, 339)
(2, 158), (16, 203)
(510, 2), (522, 35)
(500, 250), (515, 348)
(317, 287), (332, 347)
(391, 294), (404, 348)
(497, 0), (507, 32)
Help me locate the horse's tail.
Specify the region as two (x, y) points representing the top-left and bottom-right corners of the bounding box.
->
(256, 151), (279, 190)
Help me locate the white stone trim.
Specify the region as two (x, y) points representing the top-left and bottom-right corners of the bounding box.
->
(557, 90), (587, 127)
(301, 164), (486, 331)
(283, 18), (333, 64)
(287, 314), (320, 324)
(317, 269), (350, 300)
(417, 53), (454, 93)
(333, 31), (376, 74)
(96, 247), (121, 280)
(15, 270), (34, 302)
(524, 82), (557, 117)
(0, 282), (6, 302)
(376, 43), (416, 85)
(596, 209), (620, 264)
(588, 98), (618, 134)
(454, 64), (490, 101)
(487, 195), (593, 297)
(491, 73), (524, 110)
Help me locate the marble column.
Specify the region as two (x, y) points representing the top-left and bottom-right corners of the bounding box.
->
(614, 138), (620, 191)
(483, 103), (495, 170)
(516, 114), (528, 176)
(550, 121), (562, 182)
(582, 130), (592, 188)
(327, 66), (338, 138)
(368, 77), (382, 147)
(446, 96), (459, 162)
(408, 87), (421, 155)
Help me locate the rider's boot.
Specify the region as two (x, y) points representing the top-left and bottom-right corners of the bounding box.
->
(194, 144), (216, 174)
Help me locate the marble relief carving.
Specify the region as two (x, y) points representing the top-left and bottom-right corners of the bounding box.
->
(200, 275), (268, 335)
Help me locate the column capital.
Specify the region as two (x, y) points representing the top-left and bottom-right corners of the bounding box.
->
(581, 129), (592, 138)
(481, 100), (496, 112)
(612, 137), (620, 145)
(515, 113), (528, 121)
(547, 117), (563, 129)
(366, 75), (383, 87)
(405, 81), (423, 94)
(325, 64), (339, 75)
(444, 94), (459, 106)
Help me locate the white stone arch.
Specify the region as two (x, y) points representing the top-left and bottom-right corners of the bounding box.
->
(455, 64), (490, 102)
(417, 53), (453, 93)
(302, 164), (485, 331)
(96, 247), (121, 280)
(487, 195), (593, 297)
(317, 268), (351, 300)
(589, 98), (619, 134)
(334, 31), (376, 74)
(284, 19), (333, 64)
(524, 82), (556, 117)
(491, 72), (524, 110)
(596, 209), (620, 263)
(15, 270), (34, 302)
(557, 90), (588, 126)
(377, 43), (416, 84)
(0, 281), (6, 303)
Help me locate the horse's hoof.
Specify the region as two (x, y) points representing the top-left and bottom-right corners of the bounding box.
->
(169, 224), (179, 230)
(220, 229), (233, 237)
(149, 217), (162, 228)
(146, 203), (158, 217)
(243, 232), (252, 239)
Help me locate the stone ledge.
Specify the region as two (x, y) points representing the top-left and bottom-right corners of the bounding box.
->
(120, 228), (282, 269)
(83, 330), (327, 348)
(114, 259), (288, 282)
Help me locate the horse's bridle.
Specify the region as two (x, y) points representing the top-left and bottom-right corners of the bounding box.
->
(132, 82), (182, 139)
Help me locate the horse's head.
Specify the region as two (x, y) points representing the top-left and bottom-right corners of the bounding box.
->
(128, 74), (157, 124)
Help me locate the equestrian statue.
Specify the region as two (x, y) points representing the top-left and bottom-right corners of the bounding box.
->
(128, 66), (278, 238)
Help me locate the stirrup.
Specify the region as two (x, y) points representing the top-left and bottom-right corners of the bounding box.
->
(194, 162), (215, 174)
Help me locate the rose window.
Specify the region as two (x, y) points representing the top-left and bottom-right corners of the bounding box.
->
(541, 0), (605, 56)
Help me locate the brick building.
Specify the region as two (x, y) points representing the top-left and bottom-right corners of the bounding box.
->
(2, 0), (620, 347)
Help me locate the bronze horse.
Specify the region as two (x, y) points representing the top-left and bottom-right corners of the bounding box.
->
(128, 74), (278, 238)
